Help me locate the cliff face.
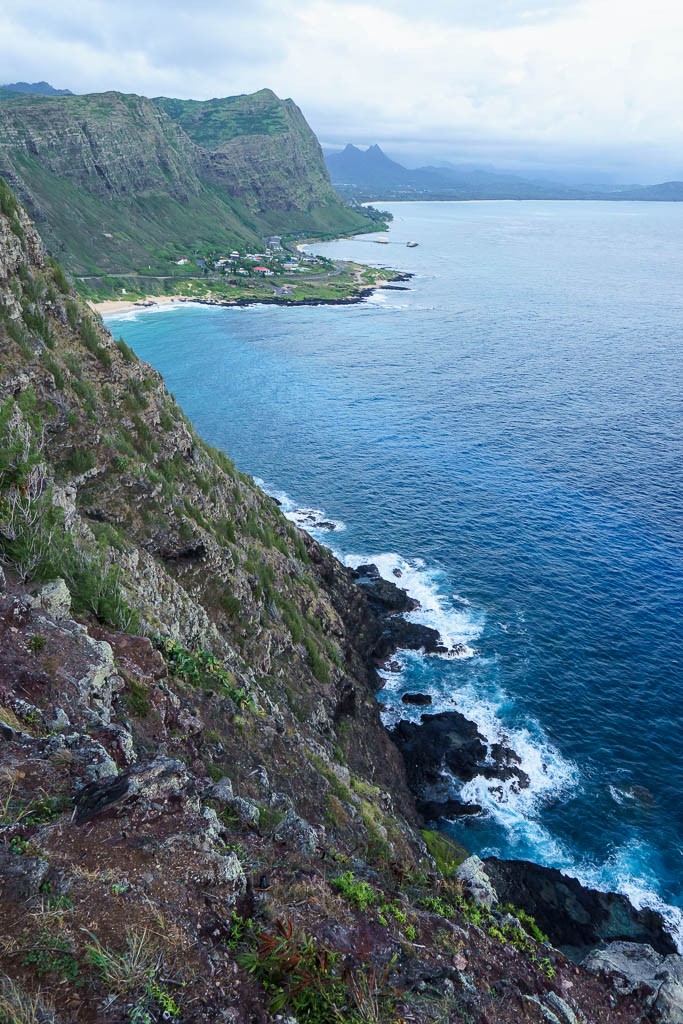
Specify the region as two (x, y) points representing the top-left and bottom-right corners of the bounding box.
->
(0, 185), (673, 1024)
(0, 89), (373, 274)
(0, 92), (200, 203)
(158, 90), (342, 217)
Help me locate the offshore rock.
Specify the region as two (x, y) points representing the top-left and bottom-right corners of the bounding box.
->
(402, 692), (432, 706)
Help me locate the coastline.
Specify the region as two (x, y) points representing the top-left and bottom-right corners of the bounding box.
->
(90, 274), (412, 317)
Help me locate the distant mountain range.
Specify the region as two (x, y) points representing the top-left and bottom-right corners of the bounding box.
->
(326, 144), (683, 202)
(1, 80), (73, 95)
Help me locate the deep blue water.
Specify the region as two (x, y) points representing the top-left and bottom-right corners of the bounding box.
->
(108, 201), (683, 942)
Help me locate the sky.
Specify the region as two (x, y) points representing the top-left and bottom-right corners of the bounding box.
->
(3, 0), (683, 182)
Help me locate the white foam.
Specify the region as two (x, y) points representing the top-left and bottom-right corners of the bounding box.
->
(103, 300), (207, 323)
(253, 478), (346, 534)
(344, 551), (480, 657)
(572, 840), (683, 953)
(253, 479), (683, 952)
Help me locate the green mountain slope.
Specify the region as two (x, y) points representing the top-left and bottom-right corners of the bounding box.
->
(0, 89), (373, 276)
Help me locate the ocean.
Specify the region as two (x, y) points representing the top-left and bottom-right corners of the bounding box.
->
(107, 200), (683, 945)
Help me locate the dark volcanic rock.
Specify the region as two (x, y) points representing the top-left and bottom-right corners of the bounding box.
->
(418, 797), (483, 818)
(482, 858), (678, 960)
(402, 692), (433, 706)
(0, 850), (49, 901)
(353, 563), (380, 579)
(390, 711), (529, 817)
(357, 576), (419, 616)
(374, 618), (443, 659)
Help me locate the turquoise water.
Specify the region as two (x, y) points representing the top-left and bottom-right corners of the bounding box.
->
(108, 201), (683, 942)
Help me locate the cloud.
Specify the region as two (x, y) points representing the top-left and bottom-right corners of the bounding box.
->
(2, 0), (682, 176)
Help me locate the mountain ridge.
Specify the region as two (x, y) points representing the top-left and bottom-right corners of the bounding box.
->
(326, 143), (683, 202)
(0, 88), (375, 277)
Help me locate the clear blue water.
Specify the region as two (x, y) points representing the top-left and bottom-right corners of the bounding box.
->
(108, 201), (683, 942)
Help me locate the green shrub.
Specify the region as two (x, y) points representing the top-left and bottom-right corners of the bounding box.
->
(331, 871), (376, 910)
(154, 638), (252, 708)
(116, 338), (137, 363)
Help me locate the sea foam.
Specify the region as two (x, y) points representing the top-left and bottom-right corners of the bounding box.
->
(253, 476), (683, 950)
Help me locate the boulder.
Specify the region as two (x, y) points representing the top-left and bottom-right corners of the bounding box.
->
(74, 757), (196, 824)
(28, 578), (71, 620)
(583, 941), (683, 1022)
(273, 810), (321, 856)
(402, 692), (432, 706)
(456, 855), (499, 909)
(374, 619), (444, 660)
(0, 850), (49, 901)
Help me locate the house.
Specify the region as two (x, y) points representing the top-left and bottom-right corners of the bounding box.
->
(254, 266), (273, 276)
(174, 258), (189, 265)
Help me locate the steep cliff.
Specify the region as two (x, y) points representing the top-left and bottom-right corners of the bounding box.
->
(0, 89), (373, 276)
(0, 183), (674, 1024)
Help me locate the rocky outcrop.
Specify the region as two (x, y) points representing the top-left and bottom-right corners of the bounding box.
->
(583, 942), (683, 1023)
(482, 858), (678, 960)
(390, 710), (529, 819)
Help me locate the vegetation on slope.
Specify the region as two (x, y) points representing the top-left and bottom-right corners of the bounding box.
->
(0, 182), (655, 1024)
(0, 89), (377, 281)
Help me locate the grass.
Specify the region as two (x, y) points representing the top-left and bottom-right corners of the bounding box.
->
(420, 829), (468, 876)
(331, 871), (376, 911)
(0, 974), (56, 1024)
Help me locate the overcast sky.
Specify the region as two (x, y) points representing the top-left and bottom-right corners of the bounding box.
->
(3, 0), (683, 181)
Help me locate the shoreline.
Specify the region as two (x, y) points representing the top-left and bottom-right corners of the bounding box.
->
(89, 274), (412, 317)
(257, 481), (683, 953)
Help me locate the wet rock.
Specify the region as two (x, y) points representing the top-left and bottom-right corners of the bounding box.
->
(353, 563), (381, 579)
(482, 858), (678, 960)
(390, 711), (528, 817)
(456, 855), (499, 909)
(358, 576), (419, 616)
(28, 578), (71, 620)
(0, 849), (49, 901)
(273, 809), (322, 856)
(374, 618), (443, 660)
(417, 798), (483, 819)
(0, 566), (5, 593)
(402, 692), (432, 706)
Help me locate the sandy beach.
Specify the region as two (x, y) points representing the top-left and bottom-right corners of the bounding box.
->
(88, 294), (189, 315)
